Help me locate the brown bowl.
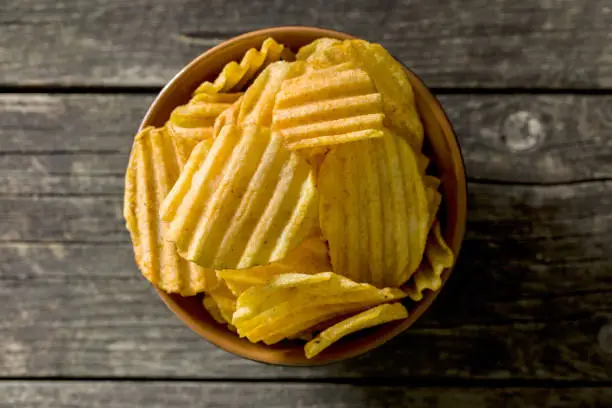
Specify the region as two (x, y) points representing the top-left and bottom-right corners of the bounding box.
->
(139, 26), (467, 366)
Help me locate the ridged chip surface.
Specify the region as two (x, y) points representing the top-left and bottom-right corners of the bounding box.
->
(304, 302), (408, 358)
(166, 92), (242, 149)
(299, 39), (424, 149)
(405, 222), (454, 301)
(272, 63), (385, 150)
(161, 124), (318, 270)
(232, 272), (406, 344)
(123, 127), (216, 296)
(318, 130), (430, 288)
(216, 235), (331, 296)
(193, 38), (289, 94)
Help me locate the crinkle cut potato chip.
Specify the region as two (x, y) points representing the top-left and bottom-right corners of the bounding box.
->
(237, 61), (306, 126)
(304, 302), (408, 358)
(194, 38), (290, 94)
(425, 175), (442, 228)
(272, 62), (386, 150)
(123, 127), (216, 296)
(161, 124), (318, 270)
(232, 272), (406, 345)
(217, 235), (331, 297)
(297, 39), (424, 149)
(166, 92), (242, 147)
(405, 222), (455, 302)
(318, 129), (430, 288)
(296, 38), (341, 61)
(124, 35), (456, 359)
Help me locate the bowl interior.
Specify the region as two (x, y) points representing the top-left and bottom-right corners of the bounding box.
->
(140, 26), (467, 366)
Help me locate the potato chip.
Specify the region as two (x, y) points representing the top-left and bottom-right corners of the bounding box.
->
(217, 235), (331, 296)
(203, 295), (227, 324)
(405, 222), (454, 301)
(304, 302), (408, 358)
(208, 279), (237, 323)
(301, 39), (424, 149)
(424, 175), (442, 229)
(296, 38), (341, 61)
(193, 38), (289, 94)
(166, 92), (241, 147)
(318, 129), (429, 288)
(123, 127), (216, 295)
(271, 63), (385, 150)
(235, 61), (306, 126)
(232, 272), (406, 344)
(213, 95), (243, 137)
(161, 124), (318, 270)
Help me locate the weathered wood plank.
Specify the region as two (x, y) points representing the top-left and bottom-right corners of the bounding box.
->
(2, 382), (611, 408)
(2, 94), (612, 185)
(1, 241), (611, 379)
(1, 91), (612, 378)
(0, 197), (125, 243)
(2, 0), (612, 88)
(0, 94), (151, 153)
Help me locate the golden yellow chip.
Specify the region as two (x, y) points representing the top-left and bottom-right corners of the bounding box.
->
(424, 175), (442, 228)
(203, 295), (227, 324)
(296, 38), (341, 61)
(405, 222), (454, 301)
(217, 235), (331, 296)
(123, 127), (216, 296)
(161, 124), (318, 270)
(166, 92), (241, 146)
(301, 39), (423, 149)
(236, 61), (306, 126)
(232, 272), (406, 344)
(271, 62), (385, 150)
(213, 95), (243, 137)
(193, 38), (289, 94)
(304, 302), (408, 358)
(318, 129), (430, 288)
(207, 279), (237, 323)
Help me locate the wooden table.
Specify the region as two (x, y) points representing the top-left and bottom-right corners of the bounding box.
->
(2, 1), (612, 406)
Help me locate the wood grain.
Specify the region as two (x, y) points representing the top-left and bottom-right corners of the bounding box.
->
(2, 94), (612, 184)
(1, 91), (612, 378)
(1, 382), (611, 408)
(1, 240), (611, 379)
(2, 0), (612, 88)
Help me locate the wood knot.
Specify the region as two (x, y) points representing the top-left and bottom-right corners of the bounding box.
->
(500, 111), (545, 152)
(599, 322), (612, 354)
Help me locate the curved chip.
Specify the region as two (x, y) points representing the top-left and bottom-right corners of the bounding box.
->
(304, 302), (408, 358)
(166, 92), (242, 149)
(318, 130), (430, 288)
(296, 37), (341, 61)
(424, 175), (442, 229)
(232, 272), (406, 344)
(236, 61), (306, 126)
(217, 235), (331, 296)
(213, 95), (244, 137)
(207, 278), (237, 323)
(301, 39), (424, 149)
(193, 38), (290, 94)
(203, 295), (227, 324)
(123, 127), (216, 296)
(161, 124), (318, 270)
(405, 222), (455, 301)
(272, 62), (385, 150)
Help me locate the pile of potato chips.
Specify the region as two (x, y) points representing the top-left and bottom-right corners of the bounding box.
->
(124, 37), (454, 358)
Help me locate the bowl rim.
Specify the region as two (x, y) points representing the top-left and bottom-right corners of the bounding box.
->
(138, 25), (468, 366)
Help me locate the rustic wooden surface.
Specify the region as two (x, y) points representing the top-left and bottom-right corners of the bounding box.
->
(2, 383), (611, 408)
(2, 0), (612, 406)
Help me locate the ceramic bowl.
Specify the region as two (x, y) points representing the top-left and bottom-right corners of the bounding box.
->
(139, 26), (467, 366)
